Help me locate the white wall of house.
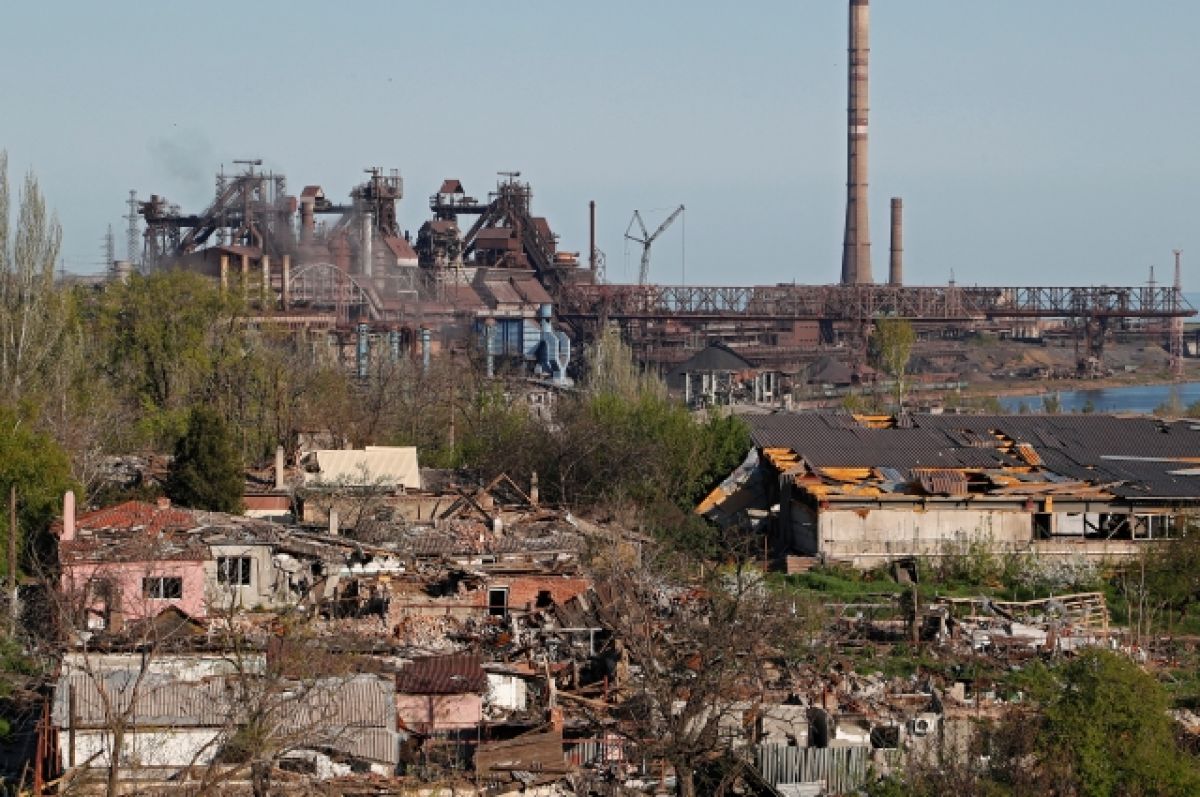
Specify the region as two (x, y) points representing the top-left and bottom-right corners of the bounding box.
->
(204, 544), (282, 611)
(61, 728), (225, 770)
(487, 673), (528, 711)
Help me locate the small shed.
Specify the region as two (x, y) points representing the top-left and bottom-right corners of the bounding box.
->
(395, 653), (488, 733)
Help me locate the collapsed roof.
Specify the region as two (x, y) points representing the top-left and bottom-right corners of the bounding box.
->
(744, 413), (1200, 503)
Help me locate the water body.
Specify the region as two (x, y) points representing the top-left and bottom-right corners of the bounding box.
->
(997, 382), (1200, 414)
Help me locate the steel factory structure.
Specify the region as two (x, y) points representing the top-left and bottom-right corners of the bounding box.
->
(120, 0), (1192, 383)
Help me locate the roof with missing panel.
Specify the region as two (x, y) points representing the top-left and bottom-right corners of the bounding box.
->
(747, 412), (1200, 502)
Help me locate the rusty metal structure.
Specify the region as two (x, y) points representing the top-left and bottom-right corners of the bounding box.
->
(127, 0), (1194, 380)
(556, 282), (1193, 369)
(132, 159), (1194, 377)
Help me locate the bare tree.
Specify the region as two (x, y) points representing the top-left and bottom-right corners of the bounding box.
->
(580, 535), (807, 797)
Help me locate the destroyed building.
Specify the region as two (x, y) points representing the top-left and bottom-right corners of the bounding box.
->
(703, 412), (1200, 568)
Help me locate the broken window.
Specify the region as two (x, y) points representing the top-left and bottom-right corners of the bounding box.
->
(488, 587), (509, 618)
(143, 576), (183, 600)
(216, 556), (253, 586)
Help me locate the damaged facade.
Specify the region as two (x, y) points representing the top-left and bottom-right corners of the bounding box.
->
(704, 413), (1200, 568)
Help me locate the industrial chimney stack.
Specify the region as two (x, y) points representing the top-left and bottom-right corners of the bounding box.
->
(841, 0), (872, 285)
(889, 197), (903, 286)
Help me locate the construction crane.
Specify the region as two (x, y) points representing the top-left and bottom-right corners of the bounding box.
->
(625, 204), (684, 285)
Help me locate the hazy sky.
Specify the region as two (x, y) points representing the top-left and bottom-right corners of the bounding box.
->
(3, 1), (1199, 287)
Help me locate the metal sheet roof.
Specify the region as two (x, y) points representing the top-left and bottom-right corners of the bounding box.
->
(748, 413), (1200, 501)
(396, 653), (487, 695)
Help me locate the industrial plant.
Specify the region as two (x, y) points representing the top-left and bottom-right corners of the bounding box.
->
(110, 0), (1193, 400)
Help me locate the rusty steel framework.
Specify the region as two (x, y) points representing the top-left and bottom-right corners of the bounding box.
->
(558, 283), (1192, 322)
(554, 281), (1195, 371)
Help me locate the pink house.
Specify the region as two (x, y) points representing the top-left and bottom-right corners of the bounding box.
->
(395, 653), (487, 734)
(57, 495), (211, 629)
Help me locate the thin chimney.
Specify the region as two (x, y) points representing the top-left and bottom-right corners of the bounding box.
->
(889, 197), (903, 286)
(274, 445), (286, 491)
(62, 491), (76, 542)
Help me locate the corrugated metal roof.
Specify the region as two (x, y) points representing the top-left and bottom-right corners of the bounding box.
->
(55, 672), (398, 764)
(396, 653), (487, 695)
(911, 468), (969, 497)
(748, 413), (1200, 501)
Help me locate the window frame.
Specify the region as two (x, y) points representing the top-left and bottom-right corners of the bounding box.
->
(143, 576), (183, 600)
(216, 556), (253, 586)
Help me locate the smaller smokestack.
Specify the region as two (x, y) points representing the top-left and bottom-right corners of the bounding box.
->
(889, 197), (903, 286)
(274, 446), (286, 491)
(62, 491), (76, 542)
(589, 201), (597, 273)
(300, 199), (315, 244)
(1174, 249), (1183, 292)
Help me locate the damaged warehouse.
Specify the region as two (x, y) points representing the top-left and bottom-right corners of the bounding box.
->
(703, 413), (1200, 568)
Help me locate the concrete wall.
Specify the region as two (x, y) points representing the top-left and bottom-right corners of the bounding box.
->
(61, 728), (224, 771)
(807, 505), (1172, 568)
(817, 507), (1032, 566)
(204, 544), (283, 612)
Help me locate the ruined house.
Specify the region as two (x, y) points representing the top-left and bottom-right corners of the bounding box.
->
(55, 495), (408, 629)
(395, 653), (489, 734)
(704, 413), (1200, 568)
(53, 652), (399, 787)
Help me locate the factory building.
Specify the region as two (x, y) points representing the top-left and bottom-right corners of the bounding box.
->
(702, 413), (1200, 569)
(136, 165), (581, 383)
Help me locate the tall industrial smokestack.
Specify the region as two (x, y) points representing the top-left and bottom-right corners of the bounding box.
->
(889, 197), (903, 286)
(841, 0), (872, 285)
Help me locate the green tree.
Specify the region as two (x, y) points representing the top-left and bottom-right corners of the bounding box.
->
(1041, 649), (1200, 797)
(0, 404), (75, 572)
(165, 406), (244, 512)
(0, 151), (70, 406)
(871, 318), (916, 410)
(96, 270), (244, 446)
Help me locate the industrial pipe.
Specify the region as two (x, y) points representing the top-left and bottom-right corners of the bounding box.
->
(589, 200), (596, 273)
(889, 197), (903, 286)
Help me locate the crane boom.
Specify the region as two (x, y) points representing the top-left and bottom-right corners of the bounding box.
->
(624, 204), (685, 285)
